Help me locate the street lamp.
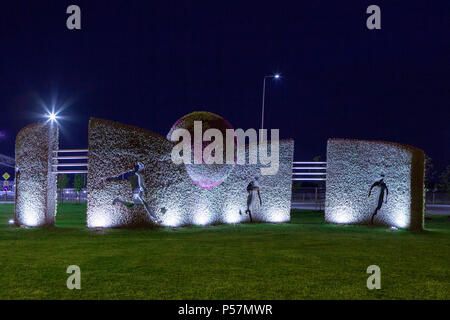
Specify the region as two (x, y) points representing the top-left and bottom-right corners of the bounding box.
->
(45, 108), (60, 124)
(261, 74), (281, 129)
(48, 112), (57, 122)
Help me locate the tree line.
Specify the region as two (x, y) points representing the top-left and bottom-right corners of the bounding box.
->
(57, 174), (85, 204)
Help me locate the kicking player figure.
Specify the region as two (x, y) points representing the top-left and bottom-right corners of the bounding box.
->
(106, 162), (162, 224)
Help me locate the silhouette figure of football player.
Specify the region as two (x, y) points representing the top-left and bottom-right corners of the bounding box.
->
(368, 174), (389, 224)
(240, 177), (262, 222)
(106, 162), (162, 224)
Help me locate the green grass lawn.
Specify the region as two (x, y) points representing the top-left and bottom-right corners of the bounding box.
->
(0, 203), (449, 300)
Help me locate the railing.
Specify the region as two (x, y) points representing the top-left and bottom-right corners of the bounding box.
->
(292, 161), (327, 181)
(52, 149), (88, 174)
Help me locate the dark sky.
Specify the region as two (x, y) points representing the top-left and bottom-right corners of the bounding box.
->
(1, 1), (449, 172)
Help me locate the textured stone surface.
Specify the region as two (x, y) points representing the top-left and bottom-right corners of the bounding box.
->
(325, 139), (424, 230)
(87, 118), (293, 228)
(15, 122), (58, 227)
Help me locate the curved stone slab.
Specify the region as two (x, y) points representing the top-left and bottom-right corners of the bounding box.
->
(87, 118), (293, 228)
(15, 122), (58, 227)
(325, 138), (424, 231)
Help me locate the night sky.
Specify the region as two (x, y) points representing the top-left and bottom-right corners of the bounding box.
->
(1, 1), (449, 173)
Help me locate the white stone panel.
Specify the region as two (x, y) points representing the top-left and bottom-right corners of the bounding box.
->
(325, 139), (424, 230)
(15, 122), (58, 227)
(87, 118), (293, 228)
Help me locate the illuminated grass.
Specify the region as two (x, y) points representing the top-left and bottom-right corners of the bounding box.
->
(0, 203), (448, 299)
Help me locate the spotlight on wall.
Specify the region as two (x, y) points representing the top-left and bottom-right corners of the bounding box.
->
(89, 214), (109, 228)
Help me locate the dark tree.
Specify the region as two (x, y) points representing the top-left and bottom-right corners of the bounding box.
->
(292, 181), (303, 192)
(73, 174), (85, 204)
(438, 165), (450, 196)
(424, 155), (437, 190)
(57, 174), (70, 203)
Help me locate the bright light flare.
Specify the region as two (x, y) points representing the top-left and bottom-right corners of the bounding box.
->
(43, 106), (62, 124)
(46, 111), (59, 122)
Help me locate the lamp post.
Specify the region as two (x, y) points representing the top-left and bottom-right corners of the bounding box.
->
(261, 74), (280, 129)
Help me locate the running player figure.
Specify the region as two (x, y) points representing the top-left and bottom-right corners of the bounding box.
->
(240, 177), (262, 222)
(368, 174), (389, 224)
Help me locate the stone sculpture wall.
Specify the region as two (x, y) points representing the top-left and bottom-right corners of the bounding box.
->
(87, 118), (293, 228)
(15, 122), (58, 227)
(325, 138), (424, 230)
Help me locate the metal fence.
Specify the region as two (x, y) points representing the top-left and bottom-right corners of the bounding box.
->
(0, 191), (14, 202)
(0, 188), (88, 203)
(426, 192), (450, 205)
(292, 187), (326, 202)
(292, 188), (450, 205)
(57, 188), (87, 202)
(1, 188), (449, 205)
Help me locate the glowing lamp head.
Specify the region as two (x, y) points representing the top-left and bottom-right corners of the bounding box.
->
(274, 74), (280, 79)
(48, 112), (57, 121)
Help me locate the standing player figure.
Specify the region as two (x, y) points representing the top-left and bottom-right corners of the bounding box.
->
(240, 177), (262, 222)
(106, 162), (162, 224)
(368, 174), (389, 224)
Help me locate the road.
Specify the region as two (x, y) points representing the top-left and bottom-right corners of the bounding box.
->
(292, 202), (450, 215)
